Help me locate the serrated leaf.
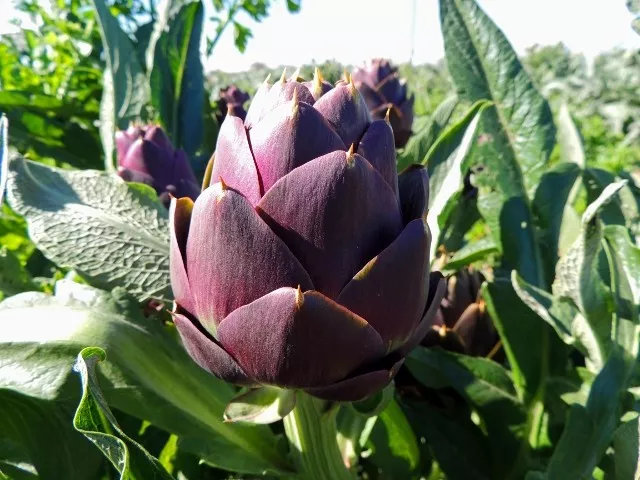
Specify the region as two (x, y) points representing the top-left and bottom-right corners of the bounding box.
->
(440, 0), (556, 195)
(6, 156), (171, 301)
(150, 1), (205, 159)
(533, 163), (582, 286)
(73, 347), (173, 480)
(397, 95), (458, 171)
(0, 281), (292, 475)
(440, 0), (555, 287)
(426, 102), (486, 258)
(546, 200), (640, 479)
(552, 182), (627, 363)
(92, 0), (150, 171)
(224, 387), (296, 425)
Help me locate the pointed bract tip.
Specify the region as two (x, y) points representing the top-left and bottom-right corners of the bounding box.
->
(295, 285), (304, 308)
(263, 73), (272, 85)
(280, 68), (287, 84)
(290, 67), (301, 80)
(346, 144), (356, 164)
(291, 87), (300, 116)
(314, 66), (324, 83)
(385, 105), (392, 123)
(219, 176), (228, 191)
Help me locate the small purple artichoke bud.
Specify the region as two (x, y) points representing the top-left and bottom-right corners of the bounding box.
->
(115, 124), (200, 205)
(215, 85), (251, 125)
(169, 68), (446, 402)
(422, 268), (502, 359)
(352, 59), (415, 148)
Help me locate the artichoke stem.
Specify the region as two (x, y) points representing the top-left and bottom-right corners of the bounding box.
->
(283, 392), (356, 480)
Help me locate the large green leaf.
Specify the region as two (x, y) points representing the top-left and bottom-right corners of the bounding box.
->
(0, 281), (292, 475)
(0, 390), (103, 480)
(73, 347), (173, 480)
(613, 414), (640, 480)
(150, 1), (205, 158)
(406, 347), (526, 477)
(440, 0), (555, 287)
(512, 273), (600, 367)
(426, 102), (487, 258)
(483, 279), (564, 405)
(546, 348), (637, 479)
(6, 156), (171, 301)
(91, 0), (150, 170)
(543, 199), (640, 478)
(397, 95), (458, 171)
(532, 163), (582, 287)
(439, 0), (556, 195)
(365, 399), (420, 478)
(402, 400), (491, 480)
(552, 181), (627, 364)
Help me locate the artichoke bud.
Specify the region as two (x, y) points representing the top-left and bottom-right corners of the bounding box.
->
(115, 124), (199, 204)
(169, 71), (445, 401)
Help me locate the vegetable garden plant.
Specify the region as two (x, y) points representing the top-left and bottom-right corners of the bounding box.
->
(1, 0), (640, 478)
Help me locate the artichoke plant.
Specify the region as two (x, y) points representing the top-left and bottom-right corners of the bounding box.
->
(422, 268), (501, 358)
(169, 69), (445, 402)
(215, 85), (251, 124)
(352, 59), (414, 148)
(116, 124), (200, 205)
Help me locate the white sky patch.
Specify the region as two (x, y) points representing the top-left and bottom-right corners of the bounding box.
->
(1, 0), (637, 72)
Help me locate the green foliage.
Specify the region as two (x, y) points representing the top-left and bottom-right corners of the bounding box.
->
(6, 155), (173, 301)
(1, 0), (640, 477)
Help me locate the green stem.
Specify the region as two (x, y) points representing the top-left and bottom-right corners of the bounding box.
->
(283, 393), (356, 480)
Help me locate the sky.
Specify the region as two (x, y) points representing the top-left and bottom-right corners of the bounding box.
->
(1, 0), (638, 73)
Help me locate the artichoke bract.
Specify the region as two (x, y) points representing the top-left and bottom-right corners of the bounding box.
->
(422, 268), (501, 358)
(116, 124), (200, 204)
(352, 59), (414, 148)
(169, 69), (445, 402)
(216, 85), (251, 124)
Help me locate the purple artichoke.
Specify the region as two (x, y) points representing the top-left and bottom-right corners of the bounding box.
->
(169, 69), (446, 402)
(422, 268), (501, 358)
(216, 85), (251, 124)
(352, 59), (414, 148)
(116, 124), (200, 204)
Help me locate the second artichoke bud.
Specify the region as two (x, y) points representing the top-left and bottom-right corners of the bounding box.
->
(116, 124), (200, 205)
(422, 268), (501, 358)
(169, 69), (446, 402)
(352, 59), (415, 148)
(215, 85), (250, 125)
